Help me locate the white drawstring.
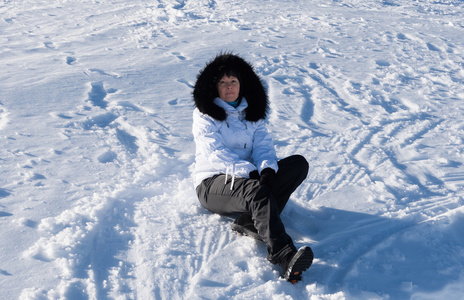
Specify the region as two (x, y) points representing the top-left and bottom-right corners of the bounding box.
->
(225, 163), (236, 190)
(230, 164), (235, 190)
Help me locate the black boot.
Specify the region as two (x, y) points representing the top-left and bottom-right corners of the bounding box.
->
(231, 213), (263, 242)
(280, 246), (314, 283)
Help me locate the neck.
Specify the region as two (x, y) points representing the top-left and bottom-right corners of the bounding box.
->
(226, 98), (240, 108)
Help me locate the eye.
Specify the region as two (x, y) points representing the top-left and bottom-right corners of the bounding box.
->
(217, 79), (239, 87)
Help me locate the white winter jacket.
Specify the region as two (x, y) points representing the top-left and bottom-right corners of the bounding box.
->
(192, 97), (279, 187)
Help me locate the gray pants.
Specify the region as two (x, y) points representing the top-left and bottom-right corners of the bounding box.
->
(196, 155), (309, 264)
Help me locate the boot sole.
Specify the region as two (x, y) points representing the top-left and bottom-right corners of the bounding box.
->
(284, 246), (314, 284)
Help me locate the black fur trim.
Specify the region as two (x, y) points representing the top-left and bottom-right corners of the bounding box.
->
(193, 53), (269, 122)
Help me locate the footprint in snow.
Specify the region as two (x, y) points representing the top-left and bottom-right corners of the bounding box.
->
(0, 188), (12, 198)
(86, 81), (118, 109)
(82, 112), (118, 130)
(116, 129), (138, 154)
(0, 211), (13, 218)
(375, 59), (390, 67)
(87, 82), (108, 109)
(97, 150), (118, 163)
(43, 41), (55, 49)
(14, 218), (38, 229)
(172, 52), (187, 61)
(27, 173), (46, 181)
(97, 151), (118, 164)
(426, 42), (441, 52)
(66, 56), (77, 65)
(0, 269), (12, 276)
(396, 33), (408, 40)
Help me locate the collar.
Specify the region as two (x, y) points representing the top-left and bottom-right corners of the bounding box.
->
(214, 97), (248, 112)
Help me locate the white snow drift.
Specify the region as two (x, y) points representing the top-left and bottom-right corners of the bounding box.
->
(1, 0), (464, 299)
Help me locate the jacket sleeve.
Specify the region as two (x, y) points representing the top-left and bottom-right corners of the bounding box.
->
(252, 119), (279, 174)
(192, 110), (257, 178)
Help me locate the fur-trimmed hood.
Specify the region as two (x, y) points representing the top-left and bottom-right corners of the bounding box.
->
(193, 53), (269, 122)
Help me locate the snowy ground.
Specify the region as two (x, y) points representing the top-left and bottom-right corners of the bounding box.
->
(1, 0), (464, 299)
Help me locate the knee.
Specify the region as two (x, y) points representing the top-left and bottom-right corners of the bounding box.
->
(293, 154), (309, 174)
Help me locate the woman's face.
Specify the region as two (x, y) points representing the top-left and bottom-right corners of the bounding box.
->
(217, 75), (240, 102)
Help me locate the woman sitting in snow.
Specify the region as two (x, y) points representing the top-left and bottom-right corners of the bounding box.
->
(192, 53), (313, 283)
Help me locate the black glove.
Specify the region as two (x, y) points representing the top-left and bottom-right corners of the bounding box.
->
(249, 170), (260, 180)
(259, 168), (276, 187)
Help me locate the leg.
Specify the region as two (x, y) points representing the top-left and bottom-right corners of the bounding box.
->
(196, 174), (296, 263)
(231, 155), (309, 238)
(196, 174), (256, 215)
(274, 155), (309, 213)
(197, 173), (313, 282)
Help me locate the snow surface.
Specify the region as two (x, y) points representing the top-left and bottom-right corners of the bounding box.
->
(1, 0), (464, 299)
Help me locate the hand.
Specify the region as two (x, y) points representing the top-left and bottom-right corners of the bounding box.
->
(259, 168), (276, 187)
(249, 170), (260, 180)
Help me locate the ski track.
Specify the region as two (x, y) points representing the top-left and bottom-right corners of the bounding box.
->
(1, 0), (464, 299)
